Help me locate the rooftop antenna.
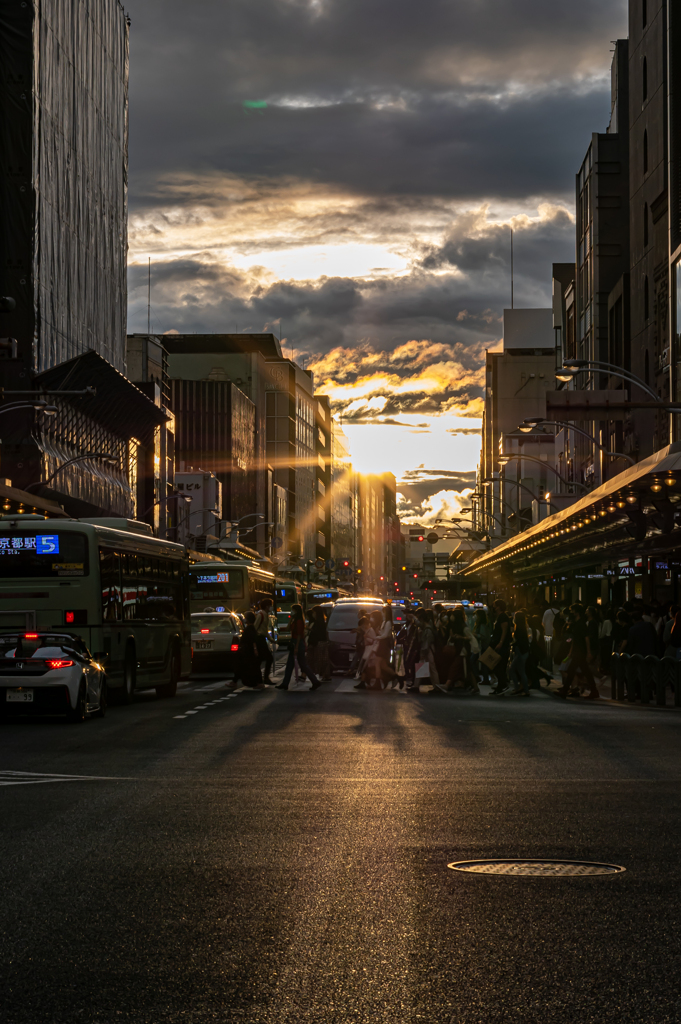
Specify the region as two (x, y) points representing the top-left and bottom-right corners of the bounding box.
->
(510, 227), (514, 309)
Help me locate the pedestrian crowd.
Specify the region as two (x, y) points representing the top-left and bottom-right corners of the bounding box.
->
(479, 596), (681, 699)
(232, 594), (681, 699)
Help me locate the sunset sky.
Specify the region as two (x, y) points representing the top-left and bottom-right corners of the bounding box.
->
(125, 0), (628, 522)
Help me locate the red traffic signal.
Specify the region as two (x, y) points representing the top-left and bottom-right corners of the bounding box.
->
(342, 559), (350, 568)
(417, 535), (424, 542)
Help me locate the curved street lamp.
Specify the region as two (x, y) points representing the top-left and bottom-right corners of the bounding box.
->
(556, 360), (659, 402)
(24, 452), (119, 494)
(140, 491), (192, 519)
(519, 418), (635, 466)
(497, 453), (588, 492)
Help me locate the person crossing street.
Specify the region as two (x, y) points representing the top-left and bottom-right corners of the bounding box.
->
(276, 604), (321, 691)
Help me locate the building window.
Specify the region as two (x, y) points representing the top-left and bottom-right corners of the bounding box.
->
(644, 202), (649, 246)
(642, 56), (648, 103)
(643, 129), (648, 174)
(644, 275), (650, 321)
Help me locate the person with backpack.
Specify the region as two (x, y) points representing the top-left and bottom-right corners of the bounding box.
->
(276, 604), (321, 691)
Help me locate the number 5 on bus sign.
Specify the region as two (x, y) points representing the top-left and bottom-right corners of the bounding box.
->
(36, 535), (60, 555)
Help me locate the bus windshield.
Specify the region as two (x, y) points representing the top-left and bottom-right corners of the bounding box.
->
(0, 531), (89, 578)
(189, 568), (245, 609)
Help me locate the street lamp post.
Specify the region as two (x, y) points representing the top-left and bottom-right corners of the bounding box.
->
(556, 361), (658, 400)
(520, 418), (634, 471)
(557, 359), (659, 401)
(24, 452), (120, 494)
(226, 513), (270, 543)
(497, 453), (588, 492)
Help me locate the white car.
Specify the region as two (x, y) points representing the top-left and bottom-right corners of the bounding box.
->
(191, 612), (243, 672)
(0, 632), (106, 722)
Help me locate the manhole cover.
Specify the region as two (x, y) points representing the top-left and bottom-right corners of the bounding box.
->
(448, 859), (625, 877)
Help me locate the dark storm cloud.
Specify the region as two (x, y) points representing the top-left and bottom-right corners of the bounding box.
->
(125, 0), (627, 454)
(128, 200), (574, 355)
(125, 0), (626, 199)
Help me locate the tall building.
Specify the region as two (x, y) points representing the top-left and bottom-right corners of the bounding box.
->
(330, 420), (358, 573)
(0, 0), (129, 373)
(476, 309), (558, 541)
(315, 396), (332, 566)
(161, 333), (330, 560)
(169, 379), (256, 529)
(0, 8), (166, 522)
(357, 472), (397, 595)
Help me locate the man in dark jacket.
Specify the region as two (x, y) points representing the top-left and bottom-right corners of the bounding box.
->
(623, 609), (658, 657)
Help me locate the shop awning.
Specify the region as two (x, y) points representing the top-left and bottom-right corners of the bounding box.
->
(461, 440), (681, 576)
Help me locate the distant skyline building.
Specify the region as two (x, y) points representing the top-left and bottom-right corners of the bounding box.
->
(158, 333), (331, 561)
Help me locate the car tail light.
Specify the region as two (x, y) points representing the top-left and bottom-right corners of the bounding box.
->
(200, 628), (210, 634)
(46, 659), (74, 670)
(230, 643), (239, 651)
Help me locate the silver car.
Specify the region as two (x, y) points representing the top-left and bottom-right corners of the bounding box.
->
(191, 612), (243, 673)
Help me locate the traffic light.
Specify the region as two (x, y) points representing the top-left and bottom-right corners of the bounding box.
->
(342, 559), (350, 568)
(417, 535), (424, 542)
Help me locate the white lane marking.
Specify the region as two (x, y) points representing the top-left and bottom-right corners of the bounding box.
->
(174, 691), (246, 719)
(0, 770), (130, 786)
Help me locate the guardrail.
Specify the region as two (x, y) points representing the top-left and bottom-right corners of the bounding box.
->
(610, 652), (681, 707)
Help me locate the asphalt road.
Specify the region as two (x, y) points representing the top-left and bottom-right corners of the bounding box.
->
(2, 659), (681, 1023)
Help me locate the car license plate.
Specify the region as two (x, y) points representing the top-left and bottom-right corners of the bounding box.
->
(6, 688), (33, 702)
(196, 642), (212, 650)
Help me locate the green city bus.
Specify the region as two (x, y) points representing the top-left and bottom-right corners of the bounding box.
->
(0, 514), (191, 702)
(275, 579), (303, 611)
(189, 560), (275, 614)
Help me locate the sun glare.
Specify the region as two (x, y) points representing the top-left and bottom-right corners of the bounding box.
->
(341, 414), (481, 480)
